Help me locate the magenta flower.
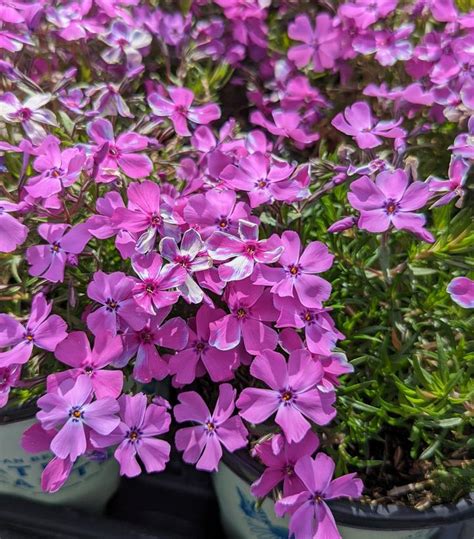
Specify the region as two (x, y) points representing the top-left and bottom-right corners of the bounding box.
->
(332, 102), (405, 149)
(169, 304), (239, 385)
(148, 87), (221, 137)
(276, 454), (362, 539)
(131, 253), (186, 314)
(275, 296), (344, 356)
(87, 119), (152, 181)
(207, 220), (282, 282)
(86, 271), (147, 336)
(87, 82), (133, 118)
(220, 152), (294, 207)
(37, 375), (120, 461)
(450, 117), (474, 160)
(25, 136), (86, 198)
(91, 393), (171, 478)
(251, 431), (319, 498)
(100, 21), (152, 65)
(112, 180), (177, 254)
(87, 191), (125, 240)
(183, 189), (252, 240)
(339, 0), (398, 29)
(175, 383), (248, 471)
(0, 200), (27, 253)
(119, 307), (189, 383)
(48, 331), (124, 399)
(348, 169), (434, 241)
(0, 364), (21, 408)
(209, 279), (278, 354)
(447, 277), (474, 309)
(0, 92), (57, 144)
(250, 109), (320, 146)
(288, 14), (339, 71)
(237, 350), (336, 443)
(429, 157), (469, 208)
(0, 294), (67, 368)
(353, 25), (413, 66)
(160, 229), (212, 304)
(254, 231), (333, 309)
(26, 223), (91, 283)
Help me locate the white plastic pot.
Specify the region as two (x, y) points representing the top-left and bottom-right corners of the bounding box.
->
(0, 410), (120, 512)
(213, 451), (474, 539)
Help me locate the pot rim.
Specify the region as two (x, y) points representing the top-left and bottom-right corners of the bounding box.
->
(0, 401), (38, 425)
(221, 449), (474, 529)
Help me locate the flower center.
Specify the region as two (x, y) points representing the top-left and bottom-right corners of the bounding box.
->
(257, 180), (267, 189)
(385, 200), (398, 214)
(218, 218), (228, 229)
(17, 107), (32, 121)
(303, 311), (314, 323)
(51, 242), (61, 252)
(175, 255), (191, 269)
(108, 145), (120, 157)
(245, 243), (257, 256)
(313, 494), (323, 504)
(105, 298), (119, 311)
(289, 265), (299, 276)
(176, 104), (188, 115)
(195, 341), (206, 353)
(69, 406), (83, 421)
(139, 329), (153, 344)
(84, 366), (93, 375)
(128, 429), (140, 442)
(25, 333), (34, 342)
(150, 213), (162, 227)
(286, 465), (294, 476)
(145, 282), (155, 294)
(236, 308), (247, 319)
(206, 421), (215, 432)
(281, 390), (293, 402)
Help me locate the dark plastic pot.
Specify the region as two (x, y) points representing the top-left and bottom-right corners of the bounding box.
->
(212, 449), (474, 539)
(0, 402), (119, 512)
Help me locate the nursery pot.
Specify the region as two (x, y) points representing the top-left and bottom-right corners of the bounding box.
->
(213, 450), (474, 539)
(0, 403), (120, 512)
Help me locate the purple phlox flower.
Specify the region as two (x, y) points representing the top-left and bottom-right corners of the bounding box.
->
(87, 191), (124, 239)
(169, 304), (239, 386)
(0, 27), (33, 52)
(237, 349), (336, 442)
(327, 216), (358, 234)
(0, 1), (25, 23)
(87, 118), (152, 181)
(339, 0), (398, 29)
(100, 20), (152, 65)
(250, 109), (320, 146)
(175, 383), (248, 472)
(353, 24), (413, 66)
(332, 102), (405, 149)
(159, 11), (190, 47)
(288, 14), (339, 71)
(160, 228), (212, 304)
(183, 188), (253, 240)
(220, 152), (295, 207)
(36, 375), (120, 461)
(429, 157), (470, 208)
(0, 200), (28, 253)
(58, 87), (90, 115)
(86, 83), (133, 118)
(148, 87), (221, 137)
(91, 392), (171, 478)
(0, 364), (21, 408)
(281, 76), (329, 112)
(450, 117), (474, 159)
(275, 453), (363, 539)
(209, 278), (278, 354)
(21, 423), (74, 493)
(274, 296), (344, 356)
(253, 230), (333, 309)
(25, 136), (86, 198)
(461, 80), (474, 111)
(131, 252), (186, 314)
(46, 3), (103, 42)
(112, 180), (178, 254)
(48, 331), (124, 399)
(348, 169), (434, 241)
(279, 328), (354, 390)
(0, 92), (57, 144)
(26, 222), (91, 283)
(207, 219), (283, 282)
(117, 307), (189, 383)
(86, 270), (148, 336)
(251, 431), (319, 498)
(447, 277), (474, 308)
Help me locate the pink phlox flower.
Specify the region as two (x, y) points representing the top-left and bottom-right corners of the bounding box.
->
(353, 24), (414, 66)
(175, 383), (248, 472)
(48, 331), (124, 399)
(87, 118), (152, 182)
(117, 307), (189, 383)
(250, 109), (320, 146)
(36, 375), (120, 461)
(450, 116), (474, 159)
(338, 0), (398, 29)
(275, 453), (363, 539)
(169, 304), (239, 385)
(0, 200), (28, 253)
(45, 2), (103, 42)
(0, 364), (21, 408)
(148, 86), (221, 137)
(332, 101), (405, 149)
(91, 393), (171, 478)
(253, 230), (333, 309)
(0, 92), (57, 144)
(236, 349), (336, 443)
(429, 156), (470, 208)
(87, 82), (133, 118)
(207, 219), (283, 282)
(348, 169), (434, 241)
(100, 20), (152, 65)
(87, 191), (124, 239)
(287, 14), (340, 71)
(86, 270), (148, 336)
(209, 278), (278, 354)
(26, 222), (91, 283)
(447, 277), (474, 309)
(57, 87), (91, 115)
(251, 431), (319, 498)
